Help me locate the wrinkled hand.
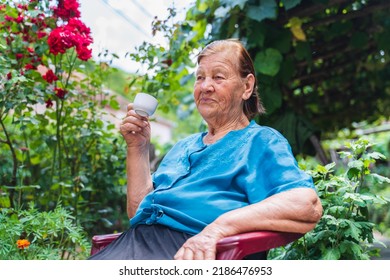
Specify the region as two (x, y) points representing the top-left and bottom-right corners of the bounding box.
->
(174, 226), (225, 260)
(120, 103), (151, 148)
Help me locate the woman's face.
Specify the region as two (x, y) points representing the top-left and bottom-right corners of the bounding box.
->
(194, 51), (253, 124)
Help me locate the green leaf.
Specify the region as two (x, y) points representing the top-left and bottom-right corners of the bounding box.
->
(259, 86), (282, 114)
(367, 173), (390, 184)
(279, 58), (294, 83)
(324, 162), (336, 172)
(345, 193), (367, 207)
(0, 196), (11, 208)
(107, 124), (116, 130)
(295, 41), (312, 62)
(109, 98), (120, 110)
(221, 0), (247, 9)
(247, 22), (266, 48)
(311, 229), (332, 243)
(79, 175), (89, 184)
(327, 206), (347, 216)
(344, 220), (362, 240)
(180, 74), (193, 86)
(347, 168), (359, 179)
(366, 151), (386, 160)
(281, 0), (301, 10)
(316, 165), (328, 174)
(376, 30), (390, 52)
(197, 1), (209, 12)
(322, 214), (338, 226)
(247, 0), (277, 22)
(322, 248), (341, 260)
(348, 160), (364, 171)
(270, 29), (292, 54)
(254, 48), (283, 76)
(339, 240), (363, 257)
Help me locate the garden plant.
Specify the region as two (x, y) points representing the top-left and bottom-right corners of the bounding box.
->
(0, 0), (127, 259)
(269, 139), (390, 259)
(1, 0), (389, 260)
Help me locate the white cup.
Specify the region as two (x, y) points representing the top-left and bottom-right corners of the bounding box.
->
(133, 93), (158, 117)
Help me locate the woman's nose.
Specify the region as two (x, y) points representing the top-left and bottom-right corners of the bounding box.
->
(200, 77), (214, 92)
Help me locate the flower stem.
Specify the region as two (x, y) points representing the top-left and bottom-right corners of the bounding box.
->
(0, 116), (17, 208)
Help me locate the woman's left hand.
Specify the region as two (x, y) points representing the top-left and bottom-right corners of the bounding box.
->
(174, 226), (225, 260)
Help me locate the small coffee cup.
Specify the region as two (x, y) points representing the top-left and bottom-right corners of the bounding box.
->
(133, 93), (158, 117)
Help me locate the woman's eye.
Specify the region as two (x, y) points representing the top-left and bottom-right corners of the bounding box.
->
(196, 75), (204, 81)
(214, 75), (224, 80)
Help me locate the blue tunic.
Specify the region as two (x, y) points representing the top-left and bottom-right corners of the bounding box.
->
(130, 120), (315, 235)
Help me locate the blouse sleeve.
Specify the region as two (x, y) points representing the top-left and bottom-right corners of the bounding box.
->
(244, 128), (315, 204)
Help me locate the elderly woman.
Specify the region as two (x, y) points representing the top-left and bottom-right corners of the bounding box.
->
(90, 39), (322, 260)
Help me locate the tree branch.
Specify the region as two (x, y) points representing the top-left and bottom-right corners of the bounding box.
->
(292, 45), (376, 86)
(303, 1), (390, 29)
(0, 117), (17, 208)
(279, 0), (350, 24)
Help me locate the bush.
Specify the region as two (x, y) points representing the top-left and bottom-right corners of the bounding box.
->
(0, 0), (129, 240)
(269, 139), (390, 260)
(0, 202), (89, 260)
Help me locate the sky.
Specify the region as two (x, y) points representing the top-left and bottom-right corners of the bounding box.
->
(78, 0), (194, 73)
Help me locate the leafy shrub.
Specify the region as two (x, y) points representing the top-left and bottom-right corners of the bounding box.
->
(0, 0), (129, 239)
(0, 202), (89, 260)
(269, 139), (390, 260)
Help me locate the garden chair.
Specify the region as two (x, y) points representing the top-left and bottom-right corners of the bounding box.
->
(90, 230), (302, 260)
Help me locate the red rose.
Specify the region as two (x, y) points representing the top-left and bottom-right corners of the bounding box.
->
(25, 64), (35, 70)
(37, 31), (46, 39)
(54, 87), (67, 99)
(47, 18), (92, 60)
(4, 15), (14, 22)
(46, 99), (54, 108)
(75, 46), (92, 61)
(42, 69), (58, 83)
(53, 0), (81, 20)
(16, 15), (23, 23)
(47, 27), (74, 55)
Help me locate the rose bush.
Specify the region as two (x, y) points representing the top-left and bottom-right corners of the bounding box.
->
(0, 0), (128, 259)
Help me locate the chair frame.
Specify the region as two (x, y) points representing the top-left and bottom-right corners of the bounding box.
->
(91, 230), (302, 260)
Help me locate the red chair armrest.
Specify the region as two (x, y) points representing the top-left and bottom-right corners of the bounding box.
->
(216, 231), (302, 260)
(90, 232), (122, 256)
(90, 230), (302, 259)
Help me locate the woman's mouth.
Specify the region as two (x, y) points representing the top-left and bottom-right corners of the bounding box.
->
(200, 97), (214, 103)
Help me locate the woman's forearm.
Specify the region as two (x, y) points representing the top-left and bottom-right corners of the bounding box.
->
(208, 188), (323, 238)
(126, 147), (153, 218)
(175, 188), (322, 260)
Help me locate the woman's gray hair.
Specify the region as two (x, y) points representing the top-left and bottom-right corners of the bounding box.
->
(197, 39), (265, 120)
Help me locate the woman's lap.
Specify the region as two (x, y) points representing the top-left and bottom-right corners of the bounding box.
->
(88, 224), (192, 260)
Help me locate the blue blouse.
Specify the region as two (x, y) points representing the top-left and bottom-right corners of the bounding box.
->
(130, 120), (315, 235)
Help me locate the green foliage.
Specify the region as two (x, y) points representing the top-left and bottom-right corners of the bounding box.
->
(127, 6), (200, 116)
(143, 0), (390, 136)
(323, 127), (390, 237)
(254, 48), (283, 76)
(247, 0), (278, 22)
(269, 139), (390, 260)
(1, 0), (389, 261)
(0, 202), (89, 260)
(0, 1), (130, 260)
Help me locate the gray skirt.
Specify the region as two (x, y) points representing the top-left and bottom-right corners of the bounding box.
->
(88, 224), (192, 260)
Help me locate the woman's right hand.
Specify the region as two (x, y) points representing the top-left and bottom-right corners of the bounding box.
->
(120, 103), (151, 149)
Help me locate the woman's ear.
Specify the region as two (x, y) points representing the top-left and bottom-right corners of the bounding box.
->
(242, 73), (255, 100)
